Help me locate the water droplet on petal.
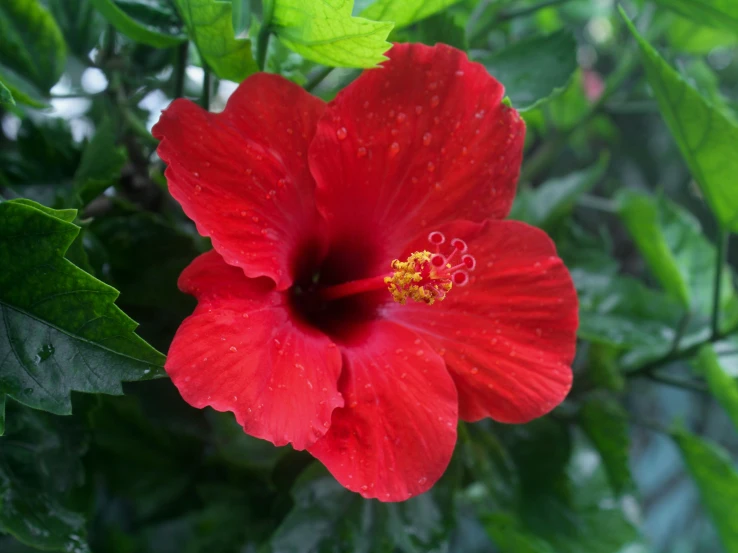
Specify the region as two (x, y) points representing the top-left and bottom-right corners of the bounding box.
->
(423, 132), (432, 146)
(389, 142), (400, 156)
(336, 127), (347, 140)
(430, 95), (440, 108)
(357, 146), (367, 157)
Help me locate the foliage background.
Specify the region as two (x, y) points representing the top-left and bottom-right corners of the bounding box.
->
(1, 0), (738, 551)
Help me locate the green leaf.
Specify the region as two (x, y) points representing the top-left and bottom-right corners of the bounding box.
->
(617, 190), (738, 321)
(483, 513), (555, 553)
(207, 410), (286, 472)
(414, 11), (468, 50)
(667, 15), (738, 54)
(621, 8), (738, 233)
(89, 0), (187, 48)
(654, 0), (738, 37)
(270, 463), (455, 552)
(673, 429), (738, 553)
(46, 0), (104, 60)
(0, 64), (48, 108)
(0, 78), (14, 105)
(73, 119), (127, 206)
(510, 154), (608, 230)
(266, 0), (393, 68)
(0, 400), (91, 552)
(0, 0), (66, 91)
(480, 30), (578, 111)
(361, 0), (462, 30)
(174, 0), (256, 81)
(697, 344), (738, 432)
(580, 398), (634, 495)
(587, 344), (625, 393)
(0, 199), (165, 431)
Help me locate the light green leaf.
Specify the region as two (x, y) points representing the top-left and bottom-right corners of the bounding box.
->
(266, 0), (393, 68)
(174, 0), (257, 81)
(0, 0), (66, 92)
(0, 400), (91, 552)
(510, 154), (608, 230)
(621, 8), (738, 233)
(580, 398), (634, 495)
(361, 0), (462, 30)
(0, 79), (13, 105)
(667, 15), (738, 54)
(0, 200), (165, 432)
(655, 0), (738, 37)
(673, 429), (738, 553)
(697, 344), (738, 432)
(73, 118), (127, 206)
(89, 0), (187, 48)
(617, 190), (738, 321)
(481, 30), (578, 111)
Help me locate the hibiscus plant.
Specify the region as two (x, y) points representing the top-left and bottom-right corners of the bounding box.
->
(1, 0), (738, 552)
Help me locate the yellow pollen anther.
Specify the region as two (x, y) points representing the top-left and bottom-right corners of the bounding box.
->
(384, 251), (453, 305)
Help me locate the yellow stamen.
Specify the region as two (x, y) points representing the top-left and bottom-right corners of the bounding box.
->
(384, 251), (453, 305)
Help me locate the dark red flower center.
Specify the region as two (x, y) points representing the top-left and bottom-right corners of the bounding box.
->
(288, 231), (476, 344)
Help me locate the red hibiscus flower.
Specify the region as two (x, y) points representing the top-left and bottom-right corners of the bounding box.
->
(153, 43), (578, 502)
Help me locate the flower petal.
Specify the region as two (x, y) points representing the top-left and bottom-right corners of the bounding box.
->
(308, 321), (457, 501)
(153, 74), (326, 290)
(167, 251), (343, 450)
(309, 43), (525, 254)
(388, 220), (578, 423)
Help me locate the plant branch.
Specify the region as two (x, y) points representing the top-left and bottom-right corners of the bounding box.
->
(646, 372), (709, 394)
(173, 41), (189, 99)
(202, 65), (211, 110)
(712, 230), (729, 338)
(305, 66), (334, 92)
(627, 322), (738, 379)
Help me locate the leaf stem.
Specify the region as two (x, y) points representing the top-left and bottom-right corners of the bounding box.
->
(202, 65), (211, 110)
(711, 230), (728, 338)
(256, 2), (275, 72)
(173, 41), (189, 99)
(305, 66), (334, 92)
(669, 311), (691, 355)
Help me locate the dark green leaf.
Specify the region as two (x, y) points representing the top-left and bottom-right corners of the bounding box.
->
(46, 0), (104, 59)
(697, 344), (738, 432)
(617, 190), (738, 322)
(414, 11), (468, 50)
(673, 429), (738, 552)
(89, 0), (187, 47)
(481, 30), (578, 111)
(621, 8), (738, 233)
(174, 0), (256, 81)
(207, 410), (286, 472)
(483, 513), (555, 553)
(655, 0), (738, 37)
(270, 463), (455, 552)
(73, 119), (126, 206)
(361, 0), (462, 29)
(580, 397), (634, 495)
(266, 0), (393, 68)
(0, 0), (66, 91)
(0, 64), (48, 108)
(510, 154), (608, 230)
(587, 343), (626, 393)
(0, 400), (90, 552)
(0, 200), (165, 431)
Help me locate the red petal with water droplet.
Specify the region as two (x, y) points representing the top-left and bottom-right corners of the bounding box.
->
(389, 220), (578, 423)
(153, 74), (326, 290)
(309, 43), (525, 257)
(308, 321), (457, 502)
(166, 251), (343, 450)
